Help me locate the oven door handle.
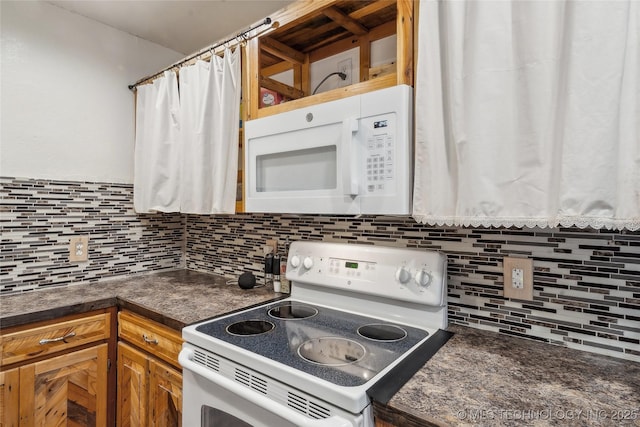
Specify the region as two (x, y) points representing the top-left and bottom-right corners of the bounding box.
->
(179, 348), (354, 427)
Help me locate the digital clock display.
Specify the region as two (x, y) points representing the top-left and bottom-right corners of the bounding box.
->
(345, 262), (358, 269)
(374, 120), (388, 129)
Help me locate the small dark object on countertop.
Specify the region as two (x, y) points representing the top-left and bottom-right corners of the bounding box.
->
(238, 271), (257, 289)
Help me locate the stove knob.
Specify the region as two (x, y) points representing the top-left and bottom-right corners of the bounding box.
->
(415, 269), (432, 287)
(395, 267), (411, 284)
(303, 257), (314, 269)
(290, 255), (301, 268)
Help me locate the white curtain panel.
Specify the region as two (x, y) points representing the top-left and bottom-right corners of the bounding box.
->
(133, 71), (181, 213)
(413, 0), (639, 231)
(179, 60), (214, 213)
(179, 48), (241, 214)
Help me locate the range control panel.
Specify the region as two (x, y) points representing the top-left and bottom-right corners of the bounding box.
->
(286, 241), (447, 307)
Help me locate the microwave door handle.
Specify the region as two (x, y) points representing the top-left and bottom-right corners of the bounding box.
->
(342, 117), (359, 197)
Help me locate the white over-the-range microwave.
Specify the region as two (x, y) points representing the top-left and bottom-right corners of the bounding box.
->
(244, 84), (413, 214)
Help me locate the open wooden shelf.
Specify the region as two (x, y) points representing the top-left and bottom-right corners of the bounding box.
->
(245, 0), (414, 120)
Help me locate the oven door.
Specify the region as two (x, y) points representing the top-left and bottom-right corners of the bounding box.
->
(244, 95), (361, 215)
(180, 347), (358, 427)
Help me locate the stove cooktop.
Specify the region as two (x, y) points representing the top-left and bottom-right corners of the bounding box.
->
(194, 300), (429, 387)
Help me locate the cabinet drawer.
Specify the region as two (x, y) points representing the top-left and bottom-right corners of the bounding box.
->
(118, 311), (183, 370)
(0, 312), (111, 367)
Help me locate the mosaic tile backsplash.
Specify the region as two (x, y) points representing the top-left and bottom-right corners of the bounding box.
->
(1, 177), (184, 294)
(186, 214), (640, 361)
(1, 177), (638, 361)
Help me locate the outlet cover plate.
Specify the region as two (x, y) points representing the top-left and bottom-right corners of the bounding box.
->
(503, 257), (533, 300)
(69, 236), (89, 262)
(264, 239), (278, 256)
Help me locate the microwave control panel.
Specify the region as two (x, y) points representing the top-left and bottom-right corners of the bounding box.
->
(362, 113), (396, 194)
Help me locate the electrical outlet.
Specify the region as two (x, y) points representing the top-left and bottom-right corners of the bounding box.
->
(69, 236), (89, 262)
(511, 268), (524, 288)
(337, 58), (352, 87)
(264, 239), (278, 256)
(503, 257), (533, 300)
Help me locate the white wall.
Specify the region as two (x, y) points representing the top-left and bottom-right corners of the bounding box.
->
(271, 35), (397, 95)
(0, 1), (183, 183)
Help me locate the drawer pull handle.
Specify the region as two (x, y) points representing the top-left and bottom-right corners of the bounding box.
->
(142, 334), (159, 345)
(39, 331), (76, 345)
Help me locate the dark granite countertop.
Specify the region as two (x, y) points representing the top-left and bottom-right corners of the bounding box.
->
(2, 273), (638, 427)
(374, 325), (640, 427)
(0, 270), (283, 330)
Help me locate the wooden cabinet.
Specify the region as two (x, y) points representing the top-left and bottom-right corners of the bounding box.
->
(0, 309), (114, 427)
(117, 310), (183, 427)
(238, 0), (415, 210)
(245, 0), (414, 120)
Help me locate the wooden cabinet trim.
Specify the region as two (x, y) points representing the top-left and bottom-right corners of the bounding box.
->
(0, 368), (19, 426)
(19, 364), (34, 427)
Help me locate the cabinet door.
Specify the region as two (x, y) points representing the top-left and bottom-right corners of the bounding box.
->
(148, 359), (182, 427)
(19, 343), (108, 427)
(117, 342), (149, 427)
(0, 368), (19, 427)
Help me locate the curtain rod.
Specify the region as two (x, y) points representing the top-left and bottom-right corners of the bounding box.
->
(128, 17), (273, 91)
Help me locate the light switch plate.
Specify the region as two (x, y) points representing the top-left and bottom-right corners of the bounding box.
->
(69, 236), (89, 262)
(503, 257), (533, 300)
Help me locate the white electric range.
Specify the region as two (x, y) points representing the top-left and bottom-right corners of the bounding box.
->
(180, 241), (452, 427)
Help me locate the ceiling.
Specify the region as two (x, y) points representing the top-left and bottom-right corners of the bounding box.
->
(46, 0), (294, 55)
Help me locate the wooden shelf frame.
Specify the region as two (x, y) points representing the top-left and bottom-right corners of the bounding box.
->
(246, 0), (414, 121)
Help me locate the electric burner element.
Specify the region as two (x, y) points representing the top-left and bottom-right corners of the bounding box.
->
(226, 320), (274, 336)
(298, 337), (366, 366)
(268, 303), (318, 320)
(357, 323), (408, 342)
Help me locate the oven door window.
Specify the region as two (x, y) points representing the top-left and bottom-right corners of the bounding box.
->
(256, 145), (337, 192)
(202, 406), (252, 427)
